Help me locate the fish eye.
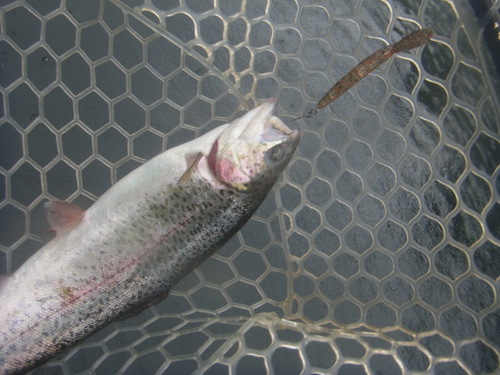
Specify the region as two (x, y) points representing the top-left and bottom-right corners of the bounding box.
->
(267, 144), (286, 163)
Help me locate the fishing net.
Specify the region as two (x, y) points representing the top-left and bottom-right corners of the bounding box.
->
(0, 0), (499, 374)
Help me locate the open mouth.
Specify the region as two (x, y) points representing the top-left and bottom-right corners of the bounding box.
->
(239, 98), (299, 142)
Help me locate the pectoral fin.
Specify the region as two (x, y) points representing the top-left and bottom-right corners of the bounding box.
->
(45, 201), (85, 236)
(178, 152), (203, 186)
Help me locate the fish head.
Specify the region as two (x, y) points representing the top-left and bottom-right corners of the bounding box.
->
(208, 99), (300, 193)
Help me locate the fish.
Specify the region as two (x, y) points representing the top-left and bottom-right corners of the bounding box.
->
(0, 99), (300, 375)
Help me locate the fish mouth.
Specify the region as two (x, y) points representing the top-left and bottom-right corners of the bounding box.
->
(238, 98), (299, 143)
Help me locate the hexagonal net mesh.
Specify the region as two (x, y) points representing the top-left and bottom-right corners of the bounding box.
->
(0, 0), (499, 374)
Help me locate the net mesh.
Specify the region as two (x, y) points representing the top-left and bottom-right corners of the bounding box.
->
(0, 0), (499, 374)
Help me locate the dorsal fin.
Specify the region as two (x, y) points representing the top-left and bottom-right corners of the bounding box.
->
(0, 275), (8, 291)
(45, 201), (85, 236)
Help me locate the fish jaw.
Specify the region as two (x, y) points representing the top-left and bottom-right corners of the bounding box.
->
(207, 99), (300, 192)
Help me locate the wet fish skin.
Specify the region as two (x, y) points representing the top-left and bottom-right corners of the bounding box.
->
(0, 99), (299, 374)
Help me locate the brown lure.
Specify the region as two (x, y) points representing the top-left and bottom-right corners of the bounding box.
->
(298, 28), (433, 120)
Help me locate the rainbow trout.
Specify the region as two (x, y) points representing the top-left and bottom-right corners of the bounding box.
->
(0, 99), (299, 374)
